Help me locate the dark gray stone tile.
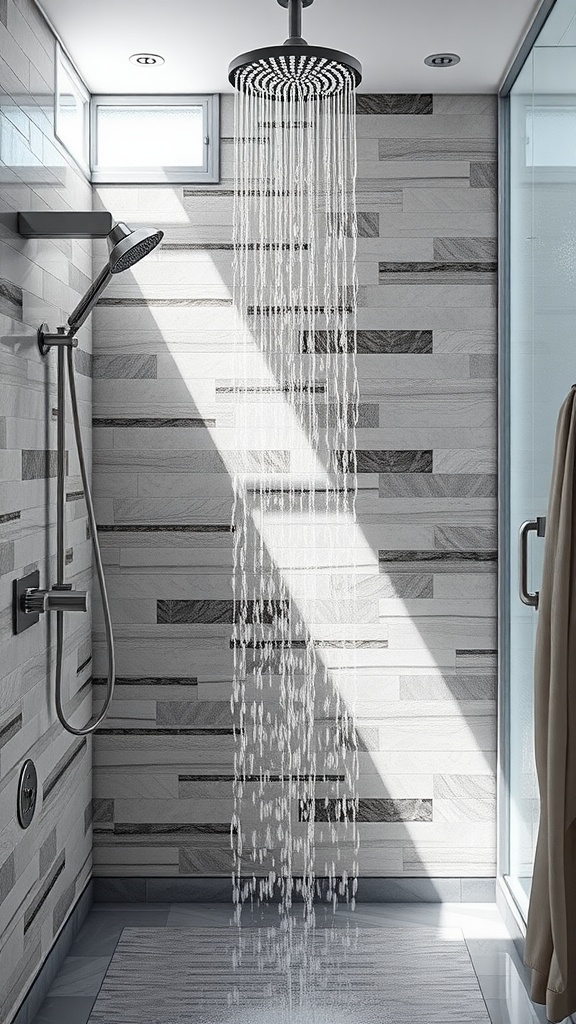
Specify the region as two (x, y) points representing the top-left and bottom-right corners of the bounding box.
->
(357, 212), (379, 237)
(0, 0), (7, 27)
(379, 550), (497, 572)
(357, 94), (433, 115)
(43, 740), (87, 802)
(302, 329), (433, 354)
(400, 675), (496, 701)
(31, 996), (96, 1024)
(0, 851), (15, 905)
(98, 297), (232, 307)
(96, 524), (230, 533)
(470, 161), (497, 188)
(455, 649), (497, 667)
(378, 138), (495, 161)
(178, 848), (231, 874)
(22, 450), (60, 480)
(157, 701), (231, 729)
(161, 242), (234, 251)
(93, 356), (157, 379)
(156, 599), (287, 625)
(433, 237), (497, 262)
(39, 829), (57, 878)
(355, 450), (432, 473)
(0, 416), (6, 448)
(96, 728), (232, 737)
(0, 710), (22, 748)
(92, 677), (198, 686)
(93, 417), (215, 427)
(0, 278), (23, 318)
(316, 403), (379, 427)
(379, 474), (496, 498)
(314, 638), (388, 649)
(92, 799), (114, 824)
(302, 798), (433, 823)
(93, 879), (146, 903)
(111, 823), (230, 836)
(379, 261), (496, 284)
(0, 509), (20, 523)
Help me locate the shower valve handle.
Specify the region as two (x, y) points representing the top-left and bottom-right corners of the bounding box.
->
(23, 586), (88, 616)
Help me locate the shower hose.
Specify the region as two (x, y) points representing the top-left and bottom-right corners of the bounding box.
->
(54, 344), (115, 735)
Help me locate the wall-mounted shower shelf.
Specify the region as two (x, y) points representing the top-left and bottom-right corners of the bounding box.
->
(18, 211), (113, 238)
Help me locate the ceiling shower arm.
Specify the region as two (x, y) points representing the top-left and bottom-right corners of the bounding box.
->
(288, 0), (304, 42)
(67, 263), (112, 336)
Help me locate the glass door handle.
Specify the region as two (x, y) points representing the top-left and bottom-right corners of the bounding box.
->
(519, 517), (546, 609)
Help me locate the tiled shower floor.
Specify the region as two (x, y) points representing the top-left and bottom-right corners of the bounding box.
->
(29, 902), (549, 1024)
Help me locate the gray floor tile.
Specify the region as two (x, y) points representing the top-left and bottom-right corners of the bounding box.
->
(31, 996), (96, 1024)
(49, 958), (111, 997)
(69, 910), (169, 956)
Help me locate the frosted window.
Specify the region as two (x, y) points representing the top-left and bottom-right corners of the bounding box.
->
(91, 95), (219, 183)
(96, 105), (204, 168)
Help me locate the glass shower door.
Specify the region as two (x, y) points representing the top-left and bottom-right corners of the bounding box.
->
(505, 13), (576, 920)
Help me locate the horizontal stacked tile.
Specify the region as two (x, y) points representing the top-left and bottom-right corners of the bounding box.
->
(0, 1), (94, 1021)
(91, 92), (497, 884)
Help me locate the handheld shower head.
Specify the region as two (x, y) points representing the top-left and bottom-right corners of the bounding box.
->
(107, 222), (164, 274)
(66, 221), (164, 334)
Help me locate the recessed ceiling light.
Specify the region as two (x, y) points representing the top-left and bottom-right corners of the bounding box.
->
(424, 53), (461, 68)
(129, 53), (165, 66)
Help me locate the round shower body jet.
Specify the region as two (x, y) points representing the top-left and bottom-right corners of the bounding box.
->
(228, 0), (362, 97)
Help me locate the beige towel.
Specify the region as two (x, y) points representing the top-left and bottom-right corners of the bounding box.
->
(525, 386), (576, 1023)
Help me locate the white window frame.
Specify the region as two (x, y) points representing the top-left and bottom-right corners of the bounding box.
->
(54, 42), (90, 178)
(90, 94), (220, 184)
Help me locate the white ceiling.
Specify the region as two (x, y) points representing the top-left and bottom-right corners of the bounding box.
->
(36, 0), (542, 95)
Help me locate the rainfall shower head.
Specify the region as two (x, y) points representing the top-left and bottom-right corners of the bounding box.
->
(107, 222), (164, 274)
(229, 0), (362, 98)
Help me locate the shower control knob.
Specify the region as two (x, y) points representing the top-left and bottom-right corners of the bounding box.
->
(23, 587), (88, 615)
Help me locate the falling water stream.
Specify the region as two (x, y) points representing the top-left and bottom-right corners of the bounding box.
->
(230, 72), (360, 1017)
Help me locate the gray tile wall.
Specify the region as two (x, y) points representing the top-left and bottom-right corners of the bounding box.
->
(91, 93), (497, 882)
(0, 2), (93, 1021)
